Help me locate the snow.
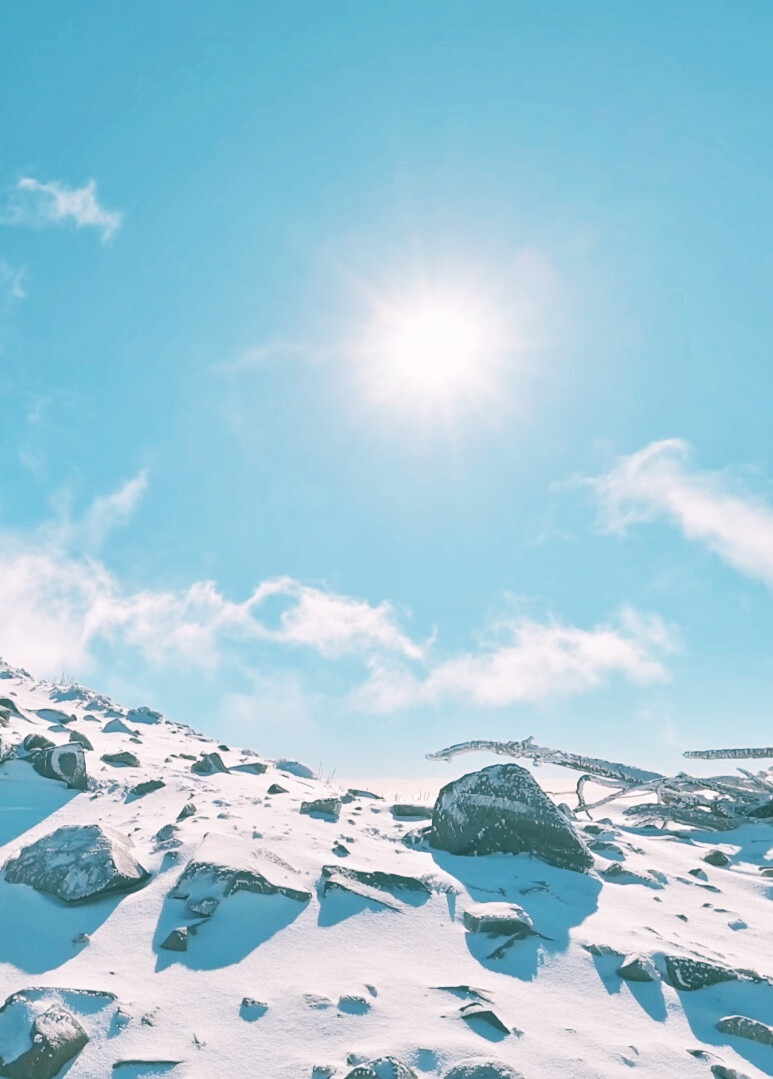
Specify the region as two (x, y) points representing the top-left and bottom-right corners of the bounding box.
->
(0, 659), (769, 1077)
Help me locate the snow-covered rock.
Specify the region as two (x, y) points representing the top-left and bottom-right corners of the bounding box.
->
(430, 763), (594, 872)
(3, 824), (150, 902)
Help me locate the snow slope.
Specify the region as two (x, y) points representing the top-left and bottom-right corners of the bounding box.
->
(0, 659), (770, 1078)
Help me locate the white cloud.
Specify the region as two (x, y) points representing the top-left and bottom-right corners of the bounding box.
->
(0, 475), (673, 709)
(12, 178), (121, 240)
(354, 607), (674, 712)
(592, 439), (773, 587)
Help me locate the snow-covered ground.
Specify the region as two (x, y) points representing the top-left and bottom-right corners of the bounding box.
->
(0, 659), (770, 1078)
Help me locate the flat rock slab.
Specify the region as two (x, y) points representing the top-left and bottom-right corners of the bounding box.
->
(664, 955), (741, 992)
(430, 763), (593, 873)
(172, 833), (311, 903)
(463, 902), (535, 936)
(300, 797), (342, 820)
(4, 824), (150, 902)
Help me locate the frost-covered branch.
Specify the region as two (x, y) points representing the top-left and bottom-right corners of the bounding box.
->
(683, 746), (773, 760)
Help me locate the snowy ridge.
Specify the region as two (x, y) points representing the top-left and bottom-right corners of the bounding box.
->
(0, 659), (771, 1078)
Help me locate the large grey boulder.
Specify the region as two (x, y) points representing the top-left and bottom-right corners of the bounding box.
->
(4, 824), (150, 902)
(430, 764), (593, 873)
(31, 744), (88, 791)
(0, 1003), (88, 1078)
(463, 902), (535, 937)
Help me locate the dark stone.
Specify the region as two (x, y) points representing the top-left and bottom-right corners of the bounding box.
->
(68, 730), (94, 751)
(703, 849), (731, 867)
(747, 800), (773, 818)
(391, 804), (433, 819)
(191, 752), (229, 775)
(430, 764), (593, 873)
(31, 744), (88, 790)
(664, 956), (739, 991)
(129, 779), (165, 798)
(22, 734), (55, 753)
(0, 1004), (88, 1078)
(267, 783), (288, 794)
(716, 1015), (773, 1046)
(160, 927), (189, 952)
(617, 953), (659, 982)
(321, 864), (431, 896)
(177, 802), (196, 820)
(101, 751), (140, 768)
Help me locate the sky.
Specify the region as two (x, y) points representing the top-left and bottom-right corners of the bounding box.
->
(1, 2), (773, 776)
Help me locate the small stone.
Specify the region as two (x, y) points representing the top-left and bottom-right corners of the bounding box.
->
(703, 849), (730, 867)
(688, 867), (708, 881)
(177, 802), (196, 820)
(300, 797), (341, 820)
(101, 751), (140, 767)
(239, 997), (268, 1021)
(129, 779), (165, 798)
(187, 896), (219, 917)
(617, 953), (659, 982)
(160, 927), (189, 952)
(267, 783), (288, 795)
(462, 902), (535, 937)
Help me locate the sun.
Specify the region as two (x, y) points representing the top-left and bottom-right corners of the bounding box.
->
(356, 285), (508, 417)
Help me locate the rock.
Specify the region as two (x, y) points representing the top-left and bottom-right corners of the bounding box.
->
(275, 758), (315, 778)
(0, 1004), (88, 1078)
(22, 733), (55, 753)
(747, 800), (773, 818)
(716, 1015), (773, 1046)
(4, 823), (150, 902)
(102, 718), (134, 735)
(68, 730), (94, 750)
(711, 1066), (751, 1079)
(459, 1002), (511, 1036)
(0, 697), (24, 719)
(191, 752), (229, 775)
(703, 849), (731, 867)
(177, 802), (196, 820)
(129, 779), (165, 798)
(300, 797), (341, 820)
(239, 998), (268, 1021)
(391, 804), (433, 819)
(617, 953), (659, 982)
(444, 1061), (524, 1079)
(267, 783), (288, 794)
(344, 1059), (416, 1079)
(101, 751), (140, 767)
(430, 764), (593, 873)
(346, 788), (382, 801)
(664, 956), (739, 991)
(35, 708), (73, 725)
(160, 927), (189, 952)
(126, 706), (161, 724)
(688, 867), (708, 880)
(31, 743), (88, 790)
(463, 902), (535, 937)
(187, 896), (219, 917)
(321, 864), (431, 896)
(171, 834), (311, 903)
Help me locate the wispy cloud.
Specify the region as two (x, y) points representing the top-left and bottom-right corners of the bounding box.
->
(9, 178), (121, 240)
(354, 607), (674, 712)
(591, 439), (773, 587)
(0, 260), (27, 311)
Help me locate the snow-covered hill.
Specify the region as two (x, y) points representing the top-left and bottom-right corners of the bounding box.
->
(0, 659), (770, 1079)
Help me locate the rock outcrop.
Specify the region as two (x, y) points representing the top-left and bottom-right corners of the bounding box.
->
(30, 743), (88, 790)
(0, 1003), (88, 1079)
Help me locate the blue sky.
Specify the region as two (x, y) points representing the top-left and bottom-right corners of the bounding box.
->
(1, 2), (773, 775)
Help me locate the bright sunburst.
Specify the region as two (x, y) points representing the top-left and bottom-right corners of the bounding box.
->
(356, 285), (509, 417)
